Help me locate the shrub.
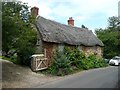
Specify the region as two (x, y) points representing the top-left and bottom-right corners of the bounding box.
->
(64, 46), (86, 70)
(17, 45), (36, 66)
(94, 58), (107, 68)
(84, 55), (108, 69)
(47, 46), (108, 76)
(47, 51), (72, 76)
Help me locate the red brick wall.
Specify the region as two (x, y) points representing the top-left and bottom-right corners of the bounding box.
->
(68, 17), (74, 26)
(43, 42), (56, 66)
(31, 7), (39, 17)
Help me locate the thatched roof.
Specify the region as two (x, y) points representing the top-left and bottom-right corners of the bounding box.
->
(36, 16), (104, 46)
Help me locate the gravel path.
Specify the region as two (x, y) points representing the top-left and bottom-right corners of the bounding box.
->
(1, 59), (62, 88)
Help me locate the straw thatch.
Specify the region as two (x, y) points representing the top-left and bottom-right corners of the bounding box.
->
(36, 16), (104, 46)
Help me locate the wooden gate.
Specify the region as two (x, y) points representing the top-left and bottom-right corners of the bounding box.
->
(31, 54), (48, 71)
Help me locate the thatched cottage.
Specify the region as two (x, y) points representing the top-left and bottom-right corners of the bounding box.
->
(31, 7), (104, 65)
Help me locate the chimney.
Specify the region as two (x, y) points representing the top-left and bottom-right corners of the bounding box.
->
(31, 7), (39, 17)
(68, 17), (74, 26)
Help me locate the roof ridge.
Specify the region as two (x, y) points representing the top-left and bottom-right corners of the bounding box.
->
(37, 16), (88, 31)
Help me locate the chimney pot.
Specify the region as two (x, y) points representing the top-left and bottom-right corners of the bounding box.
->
(68, 17), (74, 26)
(31, 7), (39, 18)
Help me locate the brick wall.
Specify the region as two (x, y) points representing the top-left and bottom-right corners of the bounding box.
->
(43, 42), (57, 66)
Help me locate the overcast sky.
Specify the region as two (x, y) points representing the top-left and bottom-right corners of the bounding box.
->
(20, 0), (119, 31)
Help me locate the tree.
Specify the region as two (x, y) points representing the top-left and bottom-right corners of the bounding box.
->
(95, 16), (120, 58)
(108, 16), (120, 29)
(81, 24), (86, 28)
(81, 24), (88, 29)
(2, 1), (37, 65)
(2, 2), (20, 54)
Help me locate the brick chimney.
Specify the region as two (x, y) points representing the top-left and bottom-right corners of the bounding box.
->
(68, 17), (74, 26)
(31, 7), (39, 17)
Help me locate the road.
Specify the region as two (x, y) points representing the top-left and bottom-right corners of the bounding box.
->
(0, 59), (2, 89)
(35, 66), (119, 88)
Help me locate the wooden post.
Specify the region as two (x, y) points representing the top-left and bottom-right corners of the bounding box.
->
(35, 57), (37, 71)
(44, 48), (48, 65)
(44, 49), (46, 58)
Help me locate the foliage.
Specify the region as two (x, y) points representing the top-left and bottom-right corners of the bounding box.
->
(81, 24), (88, 29)
(1, 54), (18, 64)
(46, 46), (107, 76)
(79, 55), (107, 70)
(63, 46), (85, 69)
(47, 51), (72, 76)
(95, 16), (120, 59)
(2, 1), (37, 65)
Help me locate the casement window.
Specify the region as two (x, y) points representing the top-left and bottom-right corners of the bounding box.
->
(36, 39), (41, 45)
(58, 44), (64, 52)
(78, 46), (82, 51)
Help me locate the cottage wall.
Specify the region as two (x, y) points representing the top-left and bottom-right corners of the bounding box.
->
(35, 30), (44, 54)
(96, 46), (103, 57)
(36, 41), (103, 66)
(81, 46), (102, 57)
(43, 42), (57, 66)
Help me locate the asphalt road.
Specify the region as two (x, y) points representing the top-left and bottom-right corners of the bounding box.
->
(35, 66), (119, 88)
(0, 59), (2, 89)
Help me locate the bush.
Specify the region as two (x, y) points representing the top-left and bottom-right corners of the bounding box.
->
(80, 55), (108, 69)
(17, 45), (36, 66)
(64, 46), (86, 70)
(16, 29), (37, 66)
(46, 46), (108, 76)
(94, 58), (107, 68)
(47, 51), (72, 76)
(2, 54), (18, 64)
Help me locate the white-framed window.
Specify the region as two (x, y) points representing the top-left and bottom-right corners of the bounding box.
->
(36, 39), (41, 45)
(58, 44), (64, 52)
(78, 46), (82, 51)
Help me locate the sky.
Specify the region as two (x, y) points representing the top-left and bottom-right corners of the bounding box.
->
(20, 0), (119, 31)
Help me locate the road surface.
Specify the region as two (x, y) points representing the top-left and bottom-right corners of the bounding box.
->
(0, 59), (2, 89)
(34, 66), (119, 88)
